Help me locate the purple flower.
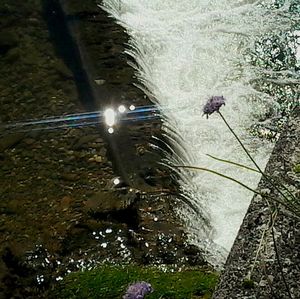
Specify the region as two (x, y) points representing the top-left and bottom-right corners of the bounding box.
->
(203, 96), (226, 118)
(123, 281), (153, 299)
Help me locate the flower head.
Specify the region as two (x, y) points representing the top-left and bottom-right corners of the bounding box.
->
(123, 281), (153, 299)
(203, 96), (226, 118)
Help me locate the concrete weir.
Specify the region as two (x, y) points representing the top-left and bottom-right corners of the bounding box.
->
(213, 107), (300, 298)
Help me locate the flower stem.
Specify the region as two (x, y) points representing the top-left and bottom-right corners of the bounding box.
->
(175, 165), (262, 195)
(206, 154), (259, 173)
(217, 111), (298, 209)
(218, 111), (264, 173)
(175, 165), (297, 214)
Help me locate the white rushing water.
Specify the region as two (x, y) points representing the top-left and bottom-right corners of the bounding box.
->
(102, 0), (297, 265)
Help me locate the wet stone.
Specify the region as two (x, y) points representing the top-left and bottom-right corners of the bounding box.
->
(60, 173), (78, 182)
(23, 138), (35, 145)
(84, 189), (138, 214)
(0, 133), (24, 151)
(73, 134), (100, 150)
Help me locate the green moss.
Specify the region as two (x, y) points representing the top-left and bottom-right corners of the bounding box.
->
(242, 278), (255, 289)
(294, 163), (300, 174)
(52, 264), (218, 299)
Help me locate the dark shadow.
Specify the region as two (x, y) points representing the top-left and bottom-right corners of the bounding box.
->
(41, 0), (96, 110)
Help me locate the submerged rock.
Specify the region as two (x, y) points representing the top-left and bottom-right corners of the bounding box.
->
(72, 134), (101, 149)
(84, 188), (138, 214)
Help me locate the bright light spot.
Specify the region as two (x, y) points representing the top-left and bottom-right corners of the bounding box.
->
(56, 276), (63, 281)
(108, 127), (114, 134)
(113, 178), (120, 185)
(118, 105), (126, 113)
(105, 228), (113, 234)
(104, 108), (116, 126)
(101, 242), (108, 248)
(129, 105), (136, 111)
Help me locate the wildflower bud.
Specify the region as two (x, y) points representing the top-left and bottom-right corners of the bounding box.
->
(123, 281), (153, 299)
(203, 96), (226, 118)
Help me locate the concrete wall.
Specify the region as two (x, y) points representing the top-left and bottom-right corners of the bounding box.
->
(213, 107), (300, 299)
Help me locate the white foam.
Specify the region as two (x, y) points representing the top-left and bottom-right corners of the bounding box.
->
(102, 0), (296, 265)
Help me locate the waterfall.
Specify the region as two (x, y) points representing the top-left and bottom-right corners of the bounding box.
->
(102, 0), (299, 265)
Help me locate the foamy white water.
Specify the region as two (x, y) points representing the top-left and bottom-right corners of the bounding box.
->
(102, 0), (297, 265)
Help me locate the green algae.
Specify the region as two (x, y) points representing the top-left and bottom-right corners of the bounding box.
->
(52, 264), (218, 299)
(294, 163), (300, 174)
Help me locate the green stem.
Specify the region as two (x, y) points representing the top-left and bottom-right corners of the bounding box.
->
(175, 165), (298, 214)
(175, 165), (262, 195)
(206, 154), (259, 173)
(217, 111), (298, 206)
(218, 111), (264, 173)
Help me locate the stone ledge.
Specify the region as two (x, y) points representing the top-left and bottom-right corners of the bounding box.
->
(213, 107), (300, 299)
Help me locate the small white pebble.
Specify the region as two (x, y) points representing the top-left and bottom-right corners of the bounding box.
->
(105, 228), (112, 234)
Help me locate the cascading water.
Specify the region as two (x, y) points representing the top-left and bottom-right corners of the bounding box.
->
(102, 0), (299, 265)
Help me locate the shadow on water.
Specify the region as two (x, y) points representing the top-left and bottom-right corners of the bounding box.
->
(41, 0), (130, 182)
(41, 0), (96, 111)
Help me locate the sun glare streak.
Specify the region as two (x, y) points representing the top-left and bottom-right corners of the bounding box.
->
(1, 105), (163, 133)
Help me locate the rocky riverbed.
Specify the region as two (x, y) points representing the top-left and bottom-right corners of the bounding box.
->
(0, 1), (209, 298)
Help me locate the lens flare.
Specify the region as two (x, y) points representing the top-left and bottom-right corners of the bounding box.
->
(104, 108), (116, 127)
(118, 105), (126, 113)
(113, 177), (120, 185)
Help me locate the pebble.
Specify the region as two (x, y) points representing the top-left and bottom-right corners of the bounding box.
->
(61, 173), (78, 181)
(23, 138), (35, 145)
(94, 155), (102, 163)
